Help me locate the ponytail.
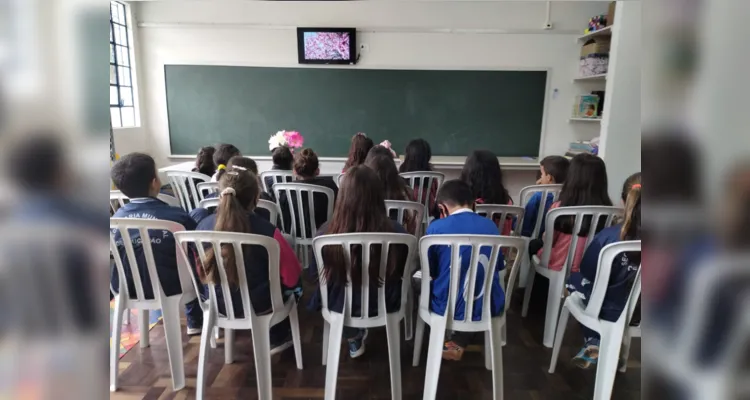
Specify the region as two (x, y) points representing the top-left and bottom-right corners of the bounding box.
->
(201, 170), (259, 287)
(620, 177), (641, 241)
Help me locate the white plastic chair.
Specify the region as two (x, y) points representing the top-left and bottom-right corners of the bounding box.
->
(260, 170), (294, 193)
(335, 172), (346, 188)
(109, 218), (197, 392)
(165, 171), (212, 212)
(384, 199), (425, 341)
(274, 182), (335, 266)
(521, 206), (623, 348)
(399, 172), (445, 223)
(517, 184), (562, 288)
(197, 181), (219, 199)
(549, 241), (641, 400)
(197, 197), (218, 211)
(412, 234), (526, 400)
(313, 233), (417, 400)
(110, 190), (181, 212)
(174, 231), (303, 400)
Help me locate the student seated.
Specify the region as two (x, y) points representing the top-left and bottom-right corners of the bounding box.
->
(364, 151), (417, 234)
(528, 153), (613, 273)
(566, 172), (641, 369)
(196, 168), (302, 354)
(307, 165), (408, 358)
(460, 150), (514, 234)
(192, 146), (216, 177)
(399, 138), (439, 218)
(110, 153), (203, 335)
(342, 133), (374, 173)
(424, 180), (506, 360)
(278, 148), (338, 236)
(211, 143), (241, 182)
(265, 145), (294, 198)
(521, 156), (570, 237)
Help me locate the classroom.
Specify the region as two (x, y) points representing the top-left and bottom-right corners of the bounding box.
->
(110, 1), (641, 399)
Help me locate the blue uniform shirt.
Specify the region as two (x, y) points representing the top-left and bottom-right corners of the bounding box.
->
(426, 210), (506, 321)
(521, 192), (555, 237)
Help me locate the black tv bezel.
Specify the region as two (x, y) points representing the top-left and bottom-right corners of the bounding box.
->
(297, 27), (357, 65)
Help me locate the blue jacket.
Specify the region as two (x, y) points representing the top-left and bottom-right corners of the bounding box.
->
(426, 210), (506, 321)
(522, 192), (554, 237)
(567, 224), (641, 322)
(110, 197), (197, 299)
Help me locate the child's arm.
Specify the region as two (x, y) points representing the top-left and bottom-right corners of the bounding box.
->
(273, 228), (302, 289)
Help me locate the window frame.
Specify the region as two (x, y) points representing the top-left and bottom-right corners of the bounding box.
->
(110, 1), (138, 128)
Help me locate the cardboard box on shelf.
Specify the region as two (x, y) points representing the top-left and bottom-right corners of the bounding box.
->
(607, 1), (616, 26)
(580, 37), (611, 57)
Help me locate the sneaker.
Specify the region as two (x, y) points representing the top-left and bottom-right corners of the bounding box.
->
(270, 333), (293, 356)
(442, 341), (465, 361)
(347, 329), (369, 359)
(186, 326), (202, 336)
(571, 345), (599, 369)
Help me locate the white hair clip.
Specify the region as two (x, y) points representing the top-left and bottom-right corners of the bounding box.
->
(220, 187), (236, 197)
(232, 165), (247, 171)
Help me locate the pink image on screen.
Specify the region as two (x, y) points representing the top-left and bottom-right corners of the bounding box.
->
(304, 32), (350, 60)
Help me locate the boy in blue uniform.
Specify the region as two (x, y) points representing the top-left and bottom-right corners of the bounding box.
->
(521, 155), (569, 237)
(110, 153), (203, 334)
(426, 180), (505, 361)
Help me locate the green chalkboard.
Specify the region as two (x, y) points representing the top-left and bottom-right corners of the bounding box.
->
(165, 65), (547, 157)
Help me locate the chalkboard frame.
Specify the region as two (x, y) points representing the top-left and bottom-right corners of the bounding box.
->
(164, 64), (552, 159)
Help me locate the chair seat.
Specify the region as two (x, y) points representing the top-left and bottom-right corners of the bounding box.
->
(216, 295), (296, 331)
(417, 307), (504, 333)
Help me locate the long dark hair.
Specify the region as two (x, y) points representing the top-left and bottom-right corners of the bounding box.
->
(399, 139), (432, 173)
(343, 133), (374, 171)
(192, 146), (215, 176)
(621, 172), (641, 241)
(201, 169), (259, 287)
(460, 150), (510, 204)
(365, 153), (412, 201)
(555, 153), (612, 234)
(213, 144), (241, 172)
(321, 166), (398, 287)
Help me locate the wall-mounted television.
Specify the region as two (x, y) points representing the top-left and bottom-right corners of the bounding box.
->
(297, 28), (357, 65)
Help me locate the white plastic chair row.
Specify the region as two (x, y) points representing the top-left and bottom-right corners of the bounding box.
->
(260, 171), (293, 193)
(274, 183), (335, 267)
(522, 206), (623, 348)
(549, 240), (641, 400)
(165, 171), (212, 212)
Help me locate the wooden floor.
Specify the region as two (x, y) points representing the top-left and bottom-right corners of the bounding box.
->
(113, 279), (641, 400)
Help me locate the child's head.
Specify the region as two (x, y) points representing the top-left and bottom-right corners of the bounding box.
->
(10, 134), (67, 192)
(202, 168), (260, 286)
(111, 153), (160, 198)
(293, 148), (320, 179)
(227, 155), (258, 175)
(620, 172), (641, 240)
(538, 155), (570, 184)
(367, 145), (396, 160)
(271, 145), (294, 170)
(435, 179), (475, 218)
(212, 144), (241, 171)
(192, 146), (215, 177)
(460, 149), (510, 205)
(399, 138), (432, 173)
(344, 133), (374, 170)
(365, 152), (410, 201)
(559, 153), (612, 207)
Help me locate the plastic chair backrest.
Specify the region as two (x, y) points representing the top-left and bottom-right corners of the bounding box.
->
(260, 171), (293, 193)
(165, 171), (212, 212)
(257, 199), (281, 226)
(418, 235), (526, 326)
(540, 206), (623, 270)
(384, 200), (425, 237)
(582, 240), (641, 321)
(273, 182), (334, 240)
(475, 204), (526, 236)
(336, 173), (345, 188)
(110, 190), (180, 212)
(198, 197), (219, 211)
(400, 172), (445, 219)
(197, 182), (219, 200)
(519, 184), (563, 238)
(312, 233), (417, 322)
(109, 218), (191, 305)
(174, 231), (284, 324)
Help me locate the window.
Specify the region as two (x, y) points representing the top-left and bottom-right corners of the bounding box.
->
(110, 1), (137, 128)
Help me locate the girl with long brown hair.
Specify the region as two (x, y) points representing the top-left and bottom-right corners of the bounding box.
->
(196, 168), (301, 354)
(342, 133), (374, 172)
(364, 151), (418, 234)
(565, 172), (641, 369)
(307, 165), (409, 358)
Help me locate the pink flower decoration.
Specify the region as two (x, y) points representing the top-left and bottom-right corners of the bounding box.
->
(283, 131), (305, 148)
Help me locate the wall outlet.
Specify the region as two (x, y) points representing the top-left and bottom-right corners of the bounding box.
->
(360, 44), (369, 53)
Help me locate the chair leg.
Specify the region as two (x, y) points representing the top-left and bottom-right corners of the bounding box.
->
(484, 331), (492, 371)
(224, 329), (234, 364)
(489, 320), (505, 400)
(422, 318), (446, 400)
(619, 330), (632, 373)
(196, 309), (215, 400)
(593, 326), (624, 400)
(385, 314), (403, 400)
(124, 308), (131, 325)
(139, 310), (150, 348)
(210, 327), (218, 349)
(518, 250), (530, 289)
(325, 314), (345, 400)
(289, 303), (304, 370)
(412, 316), (425, 367)
(250, 320), (273, 400)
(521, 266), (536, 318)
(110, 295), (125, 392)
(322, 320), (330, 366)
(501, 323), (507, 347)
(404, 290), (414, 341)
(548, 303), (571, 373)
(161, 298), (186, 391)
(542, 273), (565, 348)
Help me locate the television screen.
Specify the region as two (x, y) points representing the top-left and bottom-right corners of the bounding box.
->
(297, 28), (356, 65)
